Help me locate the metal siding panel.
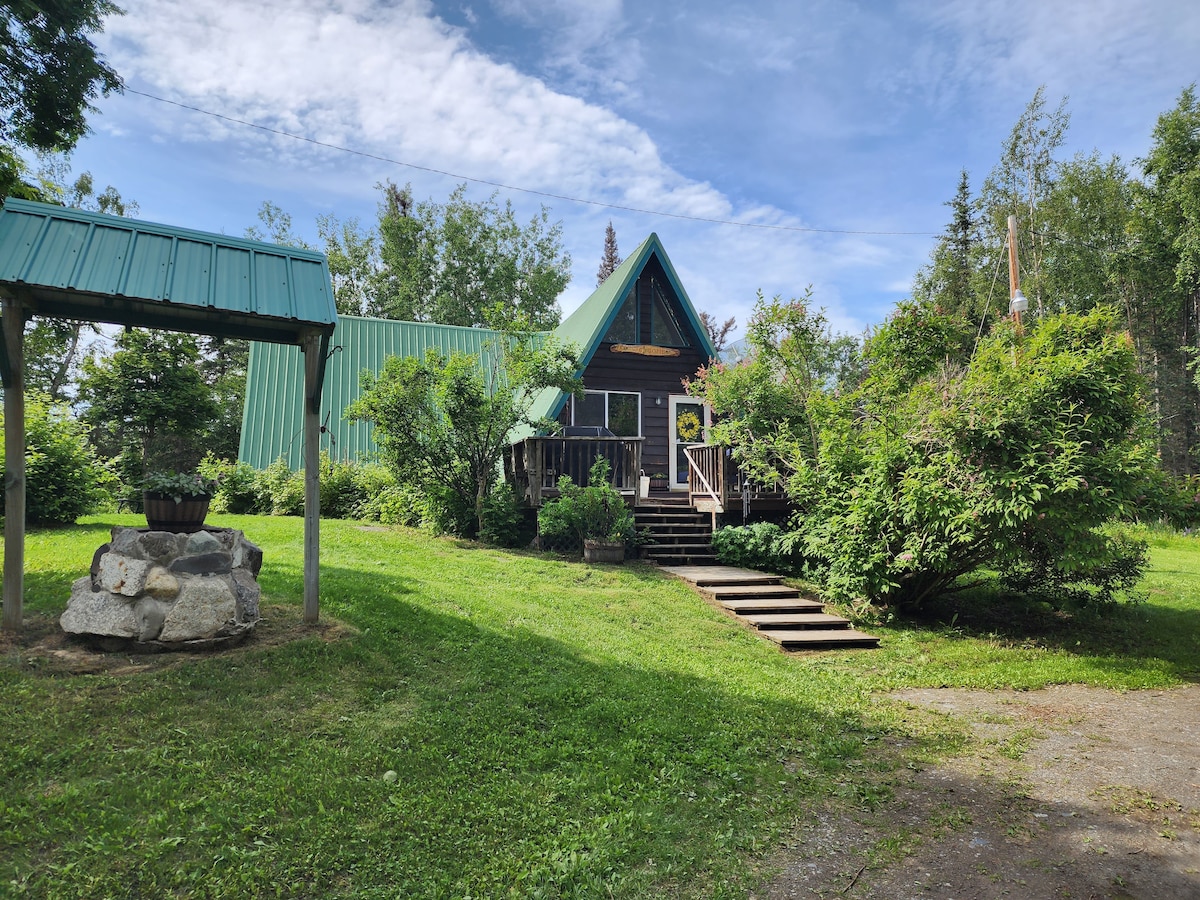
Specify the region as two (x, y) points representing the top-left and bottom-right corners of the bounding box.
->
(166, 239), (214, 306)
(253, 253), (292, 319)
(213, 246), (252, 313)
(25, 219), (89, 287)
(123, 232), (173, 299)
(0, 212), (44, 280)
(240, 340), (306, 468)
(73, 225), (133, 295)
(290, 259), (334, 323)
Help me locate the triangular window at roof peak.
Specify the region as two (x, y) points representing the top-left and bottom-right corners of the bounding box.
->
(601, 262), (693, 349)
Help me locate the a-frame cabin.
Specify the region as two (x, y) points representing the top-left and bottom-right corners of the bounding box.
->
(239, 233), (778, 515)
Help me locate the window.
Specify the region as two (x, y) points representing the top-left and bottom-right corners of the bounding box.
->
(573, 391), (640, 437)
(602, 288), (638, 343)
(650, 279), (689, 347)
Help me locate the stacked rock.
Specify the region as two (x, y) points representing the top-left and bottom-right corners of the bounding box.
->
(61, 527), (262, 649)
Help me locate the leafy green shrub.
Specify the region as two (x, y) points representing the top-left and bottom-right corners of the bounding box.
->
(538, 457), (636, 555)
(258, 456), (305, 516)
(421, 481), (478, 536)
(319, 452), (366, 520)
(712, 522), (807, 576)
(480, 481), (535, 548)
(349, 462), (396, 520)
(200, 456), (265, 514)
(691, 300), (1162, 611)
(1, 393), (113, 525)
(1000, 524), (1148, 608)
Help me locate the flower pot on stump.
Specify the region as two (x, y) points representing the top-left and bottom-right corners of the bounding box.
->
(143, 492), (211, 533)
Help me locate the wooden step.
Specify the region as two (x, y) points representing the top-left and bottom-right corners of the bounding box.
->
(760, 628), (881, 649)
(670, 566), (781, 587)
(719, 597), (824, 614)
(742, 612), (849, 629)
(699, 583), (798, 600)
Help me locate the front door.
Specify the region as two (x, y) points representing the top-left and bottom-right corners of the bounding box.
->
(668, 396), (708, 491)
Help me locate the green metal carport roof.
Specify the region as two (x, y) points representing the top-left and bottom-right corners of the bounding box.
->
(0, 197), (339, 632)
(0, 197), (337, 345)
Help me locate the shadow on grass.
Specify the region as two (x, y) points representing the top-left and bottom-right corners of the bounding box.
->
(3, 550), (954, 898)
(890, 583), (1200, 681)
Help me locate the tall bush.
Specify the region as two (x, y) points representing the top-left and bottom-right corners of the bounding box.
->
(690, 298), (1162, 611)
(1, 393), (112, 525)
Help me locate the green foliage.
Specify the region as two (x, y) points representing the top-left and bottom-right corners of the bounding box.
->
(0, 393), (111, 524)
(537, 457), (636, 554)
(712, 522), (806, 577)
(258, 457), (306, 517)
(317, 453), (365, 519)
(480, 480), (535, 548)
(374, 181), (571, 329)
(140, 469), (220, 503)
(688, 290), (860, 487)
(347, 333), (579, 536)
(0, 2), (122, 182)
(200, 456), (263, 515)
(78, 328), (219, 476)
(317, 212), (378, 316)
(912, 86), (1200, 475)
(693, 296), (1163, 612)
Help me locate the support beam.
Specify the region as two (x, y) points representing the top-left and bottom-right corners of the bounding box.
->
(302, 333), (323, 623)
(2, 298), (26, 632)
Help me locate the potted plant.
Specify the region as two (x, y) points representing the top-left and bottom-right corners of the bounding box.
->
(537, 457), (636, 562)
(141, 470), (221, 532)
(649, 472), (669, 491)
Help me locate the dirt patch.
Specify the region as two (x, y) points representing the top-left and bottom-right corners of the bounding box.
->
(759, 685), (1200, 899)
(0, 604), (356, 676)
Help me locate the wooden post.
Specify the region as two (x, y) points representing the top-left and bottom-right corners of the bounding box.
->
(302, 334), (322, 624)
(2, 298), (25, 632)
(1007, 215), (1022, 330)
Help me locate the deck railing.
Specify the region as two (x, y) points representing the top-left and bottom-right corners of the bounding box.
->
(511, 436), (644, 507)
(684, 444), (788, 514)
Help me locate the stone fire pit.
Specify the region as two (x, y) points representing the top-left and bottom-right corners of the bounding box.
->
(61, 527), (262, 650)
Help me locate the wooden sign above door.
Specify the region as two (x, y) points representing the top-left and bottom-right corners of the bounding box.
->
(609, 344), (681, 357)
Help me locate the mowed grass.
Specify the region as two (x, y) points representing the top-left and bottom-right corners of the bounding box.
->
(2, 516), (1198, 898)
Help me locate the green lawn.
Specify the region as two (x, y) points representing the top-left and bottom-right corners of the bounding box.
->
(2, 516), (1197, 898)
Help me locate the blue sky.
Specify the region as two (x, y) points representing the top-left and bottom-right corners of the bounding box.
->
(58, 0), (1200, 337)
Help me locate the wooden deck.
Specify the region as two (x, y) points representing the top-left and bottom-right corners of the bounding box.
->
(666, 565), (879, 651)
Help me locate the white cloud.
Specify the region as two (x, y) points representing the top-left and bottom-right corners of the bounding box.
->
(104, 0), (719, 217)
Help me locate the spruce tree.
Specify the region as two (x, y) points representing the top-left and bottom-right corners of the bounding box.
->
(596, 221), (622, 285)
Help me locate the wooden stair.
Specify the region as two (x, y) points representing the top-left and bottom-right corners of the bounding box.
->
(667, 565), (879, 650)
(635, 496), (716, 566)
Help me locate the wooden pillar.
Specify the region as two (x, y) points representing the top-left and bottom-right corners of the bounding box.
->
(2, 298), (26, 632)
(302, 334), (322, 624)
(1007, 215), (1022, 330)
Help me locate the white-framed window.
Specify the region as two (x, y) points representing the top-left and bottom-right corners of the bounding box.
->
(572, 390), (641, 437)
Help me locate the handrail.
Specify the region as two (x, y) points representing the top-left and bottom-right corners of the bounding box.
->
(684, 445), (722, 511)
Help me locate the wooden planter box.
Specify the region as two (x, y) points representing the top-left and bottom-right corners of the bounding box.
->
(143, 492), (212, 533)
(649, 477), (669, 491)
(583, 539), (625, 564)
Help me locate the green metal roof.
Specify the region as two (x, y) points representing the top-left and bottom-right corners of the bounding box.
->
(0, 198), (337, 343)
(525, 232), (717, 423)
(239, 316), (538, 468)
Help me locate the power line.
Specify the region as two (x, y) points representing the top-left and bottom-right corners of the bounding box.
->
(125, 87), (940, 238)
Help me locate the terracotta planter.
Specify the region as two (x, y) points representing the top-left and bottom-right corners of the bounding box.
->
(583, 538), (625, 564)
(143, 492), (212, 533)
